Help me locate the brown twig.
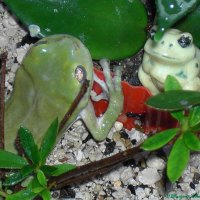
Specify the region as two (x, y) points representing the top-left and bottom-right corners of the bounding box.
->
(59, 79), (90, 131)
(0, 52), (8, 149)
(48, 145), (143, 189)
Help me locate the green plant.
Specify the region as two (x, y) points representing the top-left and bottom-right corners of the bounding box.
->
(141, 75), (200, 182)
(0, 118), (76, 200)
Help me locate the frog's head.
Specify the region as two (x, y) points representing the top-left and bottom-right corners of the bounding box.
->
(145, 28), (196, 64)
(22, 34), (93, 104)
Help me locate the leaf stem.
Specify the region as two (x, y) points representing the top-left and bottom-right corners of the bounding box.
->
(0, 52), (8, 150)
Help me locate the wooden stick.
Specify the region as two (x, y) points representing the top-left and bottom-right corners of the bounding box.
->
(48, 145), (142, 189)
(0, 52), (8, 149)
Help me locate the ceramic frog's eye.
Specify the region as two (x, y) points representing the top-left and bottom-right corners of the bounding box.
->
(178, 35), (192, 48)
(75, 65), (87, 83)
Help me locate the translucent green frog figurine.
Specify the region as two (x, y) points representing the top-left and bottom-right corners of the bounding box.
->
(139, 28), (200, 95)
(5, 34), (123, 153)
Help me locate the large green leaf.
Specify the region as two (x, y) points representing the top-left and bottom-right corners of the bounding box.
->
(141, 128), (179, 151)
(184, 131), (200, 151)
(146, 90), (200, 111)
(4, 165), (34, 186)
(167, 138), (190, 182)
(3, 0), (147, 60)
(0, 150), (28, 169)
(154, 0), (200, 41)
(40, 189), (51, 200)
(39, 118), (58, 164)
(18, 127), (40, 164)
(175, 4), (200, 47)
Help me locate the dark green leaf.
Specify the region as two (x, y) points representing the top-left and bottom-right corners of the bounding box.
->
(189, 106), (200, 128)
(37, 170), (47, 187)
(146, 90), (200, 111)
(18, 127), (40, 164)
(6, 188), (36, 200)
(49, 163), (76, 176)
(4, 165), (34, 186)
(164, 75), (182, 91)
(154, 0), (200, 41)
(40, 189), (51, 200)
(184, 131), (200, 151)
(40, 118), (58, 163)
(3, 0), (147, 60)
(141, 128), (179, 150)
(167, 138), (190, 182)
(40, 165), (58, 176)
(0, 150), (28, 169)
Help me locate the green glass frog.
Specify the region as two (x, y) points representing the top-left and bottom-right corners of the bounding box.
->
(5, 34), (123, 154)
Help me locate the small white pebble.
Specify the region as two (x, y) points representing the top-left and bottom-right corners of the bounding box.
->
(114, 121), (123, 131)
(146, 155), (166, 170)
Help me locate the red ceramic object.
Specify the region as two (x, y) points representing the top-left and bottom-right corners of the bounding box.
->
(92, 68), (177, 133)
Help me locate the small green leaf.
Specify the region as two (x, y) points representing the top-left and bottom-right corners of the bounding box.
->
(164, 75), (182, 91)
(4, 165), (34, 186)
(40, 118), (58, 163)
(37, 170), (47, 187)
(40, 189), (51, 200)
(167, 138), (190, 182)
(171, 110), (184, 121)
(40, 165), (57, 176)
(49, 163), (76, 176)
(30, 177), (44, 194)
(184, 131), (200, 151)
(18, 127), (40, 164)
(146, 90), (200, 111)
(189, 106), (200, 128)
(0, 150), (28, 169)
(141, 128), (179, 150)
(6, 188), (36, 200)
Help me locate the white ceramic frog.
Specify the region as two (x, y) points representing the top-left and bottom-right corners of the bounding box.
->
(138, 28), (200, 95)
(5, 34), (123, 153)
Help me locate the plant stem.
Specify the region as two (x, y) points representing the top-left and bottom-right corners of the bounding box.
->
(48, 145), (142, 189)
(0, 52), (7, 150)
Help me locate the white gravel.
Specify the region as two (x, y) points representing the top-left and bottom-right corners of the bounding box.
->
(1, 3), (200, 200)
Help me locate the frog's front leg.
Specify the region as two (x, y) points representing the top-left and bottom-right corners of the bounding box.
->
(80, 59), (124, 141)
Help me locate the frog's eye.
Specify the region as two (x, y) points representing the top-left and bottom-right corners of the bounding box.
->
(149, 28), (156, 40)
(75, 65), (87, 83)
(178, 35), (192, 48)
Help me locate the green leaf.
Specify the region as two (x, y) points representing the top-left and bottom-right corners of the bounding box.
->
(154, 0), (200, 41)
(164, 75), (182, 91)
(189, 106), (200, 128)
(39, 118), (58, 163)
(30, 177), (44, 194)
(3, 0), (147, 60)
(6, 188), (36, 200)
(37, 170), (47, 187)
(141, 128), (179, 150)
(18, 127), (40, 164)
(49, 163), (76, 176)
(146, 90), (200, 111)
(184, 131), (200, 151)
(167, 138), (190, 182)
(40, 165), (58, 176)
(4, 165), (34, 186)
(0, 150), (28, 169)
(40, 189), (51, 200)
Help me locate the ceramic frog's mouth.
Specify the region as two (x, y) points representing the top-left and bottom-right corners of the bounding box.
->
(147, 50), (179, 63)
